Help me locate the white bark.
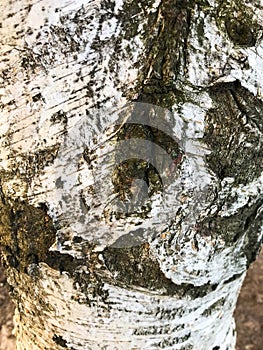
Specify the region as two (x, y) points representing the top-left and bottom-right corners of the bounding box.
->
(0, 0), (262, 349)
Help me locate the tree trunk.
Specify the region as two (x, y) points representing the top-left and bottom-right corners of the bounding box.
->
(0, 0), (262, 349)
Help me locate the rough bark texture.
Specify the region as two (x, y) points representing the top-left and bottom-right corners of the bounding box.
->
(0, 0), (262, 349)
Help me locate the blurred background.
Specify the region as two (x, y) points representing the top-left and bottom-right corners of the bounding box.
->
(0, 248), (262, 350)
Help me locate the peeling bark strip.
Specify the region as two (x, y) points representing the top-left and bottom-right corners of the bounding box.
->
(0, 0), (262, 349)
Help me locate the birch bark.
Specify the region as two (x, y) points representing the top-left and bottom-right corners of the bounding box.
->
(0, 0), (262, 349)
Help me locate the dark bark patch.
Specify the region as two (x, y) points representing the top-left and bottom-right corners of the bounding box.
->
(45, 248), (109, 306)
(155, 332), (191, 348)
(103, 242), (218, 298)
(198, 197), (262, 240)
(32, 92), (44, 102)
(216, 1), (260, 48)
(46, 252), (80, 275)
(72, 269), (109, 306)
(0, 199), (56, 273)
(205, 81), (263, 184)
(72, 236), (83, 244)
(20, 48), (39, 74)
(197, 197), (262, 266)
(225, 17), (256, 47)
(117, 0), (194, 105)
(242, 204), (263, 267)
(50, 110), (68, 125)
(109, 121), (183, 214)
(2, 145), (59, 184)
(202, 298), (225, 318)
(52, 334), (67, 348)
(103, 242), (175, 294)
(223, 273), (243, 285)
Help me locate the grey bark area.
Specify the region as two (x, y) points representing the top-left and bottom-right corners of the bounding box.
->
(0, 0), (262, 349)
